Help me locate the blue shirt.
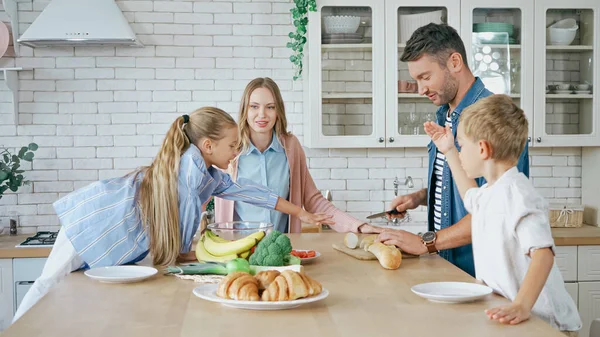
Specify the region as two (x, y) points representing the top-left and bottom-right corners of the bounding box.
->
(53, 144), (279, 268)
(235, 133), (291, 233)
(427, 77), (530, 277)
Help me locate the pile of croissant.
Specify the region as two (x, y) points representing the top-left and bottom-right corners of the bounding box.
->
(216, 270), (323, 301)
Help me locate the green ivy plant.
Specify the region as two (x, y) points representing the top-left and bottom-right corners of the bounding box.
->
(288, 0), (317, 80)
(0, 143), (38, 199)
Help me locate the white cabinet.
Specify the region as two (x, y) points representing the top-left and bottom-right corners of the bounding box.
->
(304, 0), (600, 148)
(0, 259), (14, 332)
(565, 282), (579, 306)
(555, 246), (600, 337)
(579, 282), (600, 337)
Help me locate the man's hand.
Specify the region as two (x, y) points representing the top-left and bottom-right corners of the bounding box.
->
(388, 190), (425, 219)
(376, 230), (427, 255)
(357, 224), (383, 234)
(485, 302), (531, 325)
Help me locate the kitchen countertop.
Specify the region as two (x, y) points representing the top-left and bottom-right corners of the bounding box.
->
(0, 234), (52, 259)
(3, 233), (564, 337)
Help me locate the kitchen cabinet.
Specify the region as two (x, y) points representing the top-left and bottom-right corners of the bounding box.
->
(304, 0), (600, 148)
(555, 245), (600, 337)
(0, 259), (14, 332)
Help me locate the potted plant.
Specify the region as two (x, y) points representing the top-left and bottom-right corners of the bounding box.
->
(0, 143), (38, 199)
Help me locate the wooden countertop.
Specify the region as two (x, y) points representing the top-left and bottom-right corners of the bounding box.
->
(0, 235), (52, 259)
(552, 225), (600, 246)
(3, 233), (564, 337)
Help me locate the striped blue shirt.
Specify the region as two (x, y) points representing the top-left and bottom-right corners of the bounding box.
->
(235, 133), (290, 233)
(53, 144), (279, 268)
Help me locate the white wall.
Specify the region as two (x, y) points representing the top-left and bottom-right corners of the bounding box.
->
(0, 0), (582, 234)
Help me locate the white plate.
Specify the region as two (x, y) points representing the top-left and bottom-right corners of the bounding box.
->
(192, 284), (329, 310)
(294, 250), (321, 264)
(84, 265), (158, 284)
(553, 90), (573, 94)
(574, 90), (592, 94)
(411, 282), (493, 303)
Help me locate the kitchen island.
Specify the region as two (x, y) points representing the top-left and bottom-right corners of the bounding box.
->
(2, 233), (566, 337)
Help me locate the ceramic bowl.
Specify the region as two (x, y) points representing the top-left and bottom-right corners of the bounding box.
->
(576, 84), (590, 90)
(323, 15), (361, 34)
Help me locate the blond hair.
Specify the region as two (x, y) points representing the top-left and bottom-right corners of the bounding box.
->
(238, 77), (290, 154)
(459, 94), (528, 163)
(138, 107), (236, 267)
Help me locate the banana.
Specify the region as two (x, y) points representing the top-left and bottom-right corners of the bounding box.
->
(204, 232), (259, 257)
(195, 234), (237, 263)
(205, 230), (230, 243)
(239, 250), (251, 259)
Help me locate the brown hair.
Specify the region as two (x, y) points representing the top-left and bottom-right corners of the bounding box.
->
(138, 107), (236, 267)
(459, 94), (528, 163)
(400, 23), (469, 69)
(237, 77), (290, 154)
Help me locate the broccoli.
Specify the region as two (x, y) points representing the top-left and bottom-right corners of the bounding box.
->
(249, 230), (293, 266)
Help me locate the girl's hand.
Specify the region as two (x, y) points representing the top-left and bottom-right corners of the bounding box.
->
(298, 210), (334, 227)
(423, 121), (455, 154)
(485, 303), (531, 325)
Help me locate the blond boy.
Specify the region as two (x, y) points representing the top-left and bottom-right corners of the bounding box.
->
(424, 94), (581, 334)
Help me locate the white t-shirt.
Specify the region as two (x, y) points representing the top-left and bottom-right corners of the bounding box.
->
(464, 167), (581, 331)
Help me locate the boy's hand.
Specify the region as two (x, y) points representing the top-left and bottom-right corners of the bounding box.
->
(423, 121), (455, 154)
(485, 303), (531, 325)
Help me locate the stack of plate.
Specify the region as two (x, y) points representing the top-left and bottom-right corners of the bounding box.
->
(473, 22), (518, 44)
(322, 33), (363, 44)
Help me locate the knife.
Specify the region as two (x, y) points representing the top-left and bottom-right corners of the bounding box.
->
(366, 209), (405, 219)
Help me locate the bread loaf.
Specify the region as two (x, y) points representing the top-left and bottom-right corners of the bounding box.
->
(366, 242), (402, 270)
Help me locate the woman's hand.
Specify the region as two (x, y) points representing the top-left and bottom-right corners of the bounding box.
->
(298, 210), (335, 227)
(424, 121), (455, 154)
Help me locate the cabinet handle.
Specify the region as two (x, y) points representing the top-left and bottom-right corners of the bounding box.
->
(536, 137), (541, 143)
(378, 137), (384, 143)
(528, 137), (531, 142)
(389, 137), (394, 143)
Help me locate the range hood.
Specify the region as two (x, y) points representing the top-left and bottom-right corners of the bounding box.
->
(18, 0), (143, 48)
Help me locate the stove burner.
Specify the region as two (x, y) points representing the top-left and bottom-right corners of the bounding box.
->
(16, 231), (58, 247)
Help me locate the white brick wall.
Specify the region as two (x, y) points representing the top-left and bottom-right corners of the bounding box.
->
(0, 1), (583, 233)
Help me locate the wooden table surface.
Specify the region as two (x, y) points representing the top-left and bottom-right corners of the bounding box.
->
(3, 233), (564, 337)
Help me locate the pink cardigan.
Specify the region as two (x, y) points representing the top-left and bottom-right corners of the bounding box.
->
(214, 134), (364, 233)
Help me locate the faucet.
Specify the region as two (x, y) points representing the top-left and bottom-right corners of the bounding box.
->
(391, 176), (414, 225)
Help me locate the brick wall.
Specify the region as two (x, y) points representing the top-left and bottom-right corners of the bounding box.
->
(0, 1), (582, 235)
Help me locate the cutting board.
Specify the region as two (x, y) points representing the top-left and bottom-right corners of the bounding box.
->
(332, 243), (377, 260)
(332, 243), (419, 260)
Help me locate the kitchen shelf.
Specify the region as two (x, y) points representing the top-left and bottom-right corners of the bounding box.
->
(1, 0), (19, 56)
(546, 94), (593, 99)
(322, 92), (373, 99)
(546, 45), (593, 51)
(1, 67), (25, 124)
(322, 93), (522, 99)
(321, 44), (372, 51)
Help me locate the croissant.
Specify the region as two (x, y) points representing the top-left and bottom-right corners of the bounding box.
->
(216, 272), (260, 301)
(261, 270), (322, 301)
(255, 270), (280, 291)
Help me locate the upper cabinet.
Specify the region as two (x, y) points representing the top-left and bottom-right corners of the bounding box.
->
(304, 0), (600, 148)
(534, 0), (599, 147)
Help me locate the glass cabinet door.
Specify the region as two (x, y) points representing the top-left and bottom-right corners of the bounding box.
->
(305, 0), (386, 148)
(385, 0), (460, 148)
(461, 0), (534, 144)
(534, 0), (599, 147)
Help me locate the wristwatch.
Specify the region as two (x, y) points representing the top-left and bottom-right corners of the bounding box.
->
(421, 231), (438, 254)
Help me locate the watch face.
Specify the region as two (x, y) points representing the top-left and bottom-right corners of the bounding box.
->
(422, 231), (436, 242)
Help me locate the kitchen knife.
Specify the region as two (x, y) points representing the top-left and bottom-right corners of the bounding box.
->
(366, 209), (405, 219)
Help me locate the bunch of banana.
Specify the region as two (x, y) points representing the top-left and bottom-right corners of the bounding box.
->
(195, 230), (265, 263)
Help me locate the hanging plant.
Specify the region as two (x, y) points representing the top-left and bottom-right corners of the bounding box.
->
(288, 0), (317, 80)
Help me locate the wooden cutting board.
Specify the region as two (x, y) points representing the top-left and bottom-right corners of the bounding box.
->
(332, 243), (377, 260)
(332, 242), (419, 260)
